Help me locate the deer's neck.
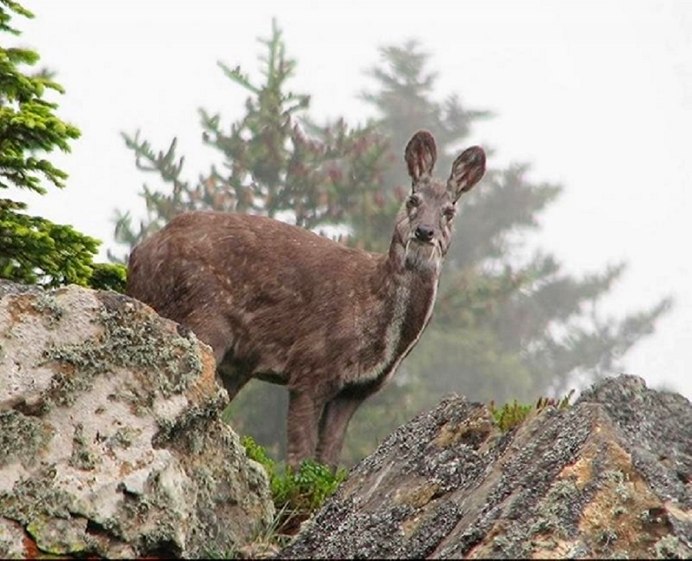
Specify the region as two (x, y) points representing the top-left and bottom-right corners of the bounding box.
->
(353, 235), (441, 388)
(381, 234), (441, 328)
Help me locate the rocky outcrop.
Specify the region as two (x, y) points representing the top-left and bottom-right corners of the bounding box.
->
(3, 279), (689, 560)
(0, 281), (274, 558)
(280, 375), (691, 559)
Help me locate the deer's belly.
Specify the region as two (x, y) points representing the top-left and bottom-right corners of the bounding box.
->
(232, 279), (436, 391)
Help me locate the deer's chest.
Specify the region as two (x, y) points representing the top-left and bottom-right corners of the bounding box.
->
(353, 277), (437, 388)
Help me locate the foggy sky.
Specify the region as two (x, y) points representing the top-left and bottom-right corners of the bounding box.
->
(12, 0), (692, 398)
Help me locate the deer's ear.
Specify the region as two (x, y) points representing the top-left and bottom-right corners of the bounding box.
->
(448, 146), (486, 201)
(405, 130), (437, 184)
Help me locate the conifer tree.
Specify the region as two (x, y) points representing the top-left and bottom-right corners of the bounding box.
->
(113, 22), (390, 458)
(114, 27), (672, 465)
(0, 1), (124, 290)
(112, 20), (388, 258)
(350, 40), (672, 408)
(339, 42), (670, 462)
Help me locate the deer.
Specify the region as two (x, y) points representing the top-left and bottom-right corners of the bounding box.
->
(126, 130), (486, 468)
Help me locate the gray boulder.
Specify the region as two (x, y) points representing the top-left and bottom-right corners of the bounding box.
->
(0, 281), (274, 558)
(280, 374), (691, 559)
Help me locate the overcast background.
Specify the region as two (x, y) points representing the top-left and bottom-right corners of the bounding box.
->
(12, 0), (691, 398)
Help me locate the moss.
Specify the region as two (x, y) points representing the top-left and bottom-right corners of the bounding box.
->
(530, 478), (581, 538)
(41, 296), (203, 411)
(489, 400), (534, 432)
(0, 410), (52, 468)
(108, 427), (141, 450)
(653, 535), (685, 559)
(32, 293), (64, 328)
(69, 423), (99, 471)
(26, 516), (90, 556)
(0, 466), (72, 525)
(153, 392), (228, 446)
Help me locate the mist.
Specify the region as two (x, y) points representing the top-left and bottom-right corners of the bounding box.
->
(12, 0), (691, 408)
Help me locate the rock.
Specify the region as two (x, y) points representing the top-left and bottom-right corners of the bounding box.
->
(0, 281), (274, 558)
(280, 374), (691, 559)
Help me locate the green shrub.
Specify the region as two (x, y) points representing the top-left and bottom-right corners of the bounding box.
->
(242, 435), (347, 533)
(489, 389), (574, 432)
(88, 262), (127, 292)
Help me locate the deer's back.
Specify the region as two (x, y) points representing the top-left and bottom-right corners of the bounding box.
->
(127, 212), (391, 380)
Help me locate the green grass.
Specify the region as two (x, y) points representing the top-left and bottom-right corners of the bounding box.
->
(236, 390), (575, 551)
(488, 390), (574, 432)
(242, 436), (347, 534)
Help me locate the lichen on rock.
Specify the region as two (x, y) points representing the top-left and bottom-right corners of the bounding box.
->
(0, 280), (274, 559)
(40, 291), (203, 411)
(280, 375), (691, 559)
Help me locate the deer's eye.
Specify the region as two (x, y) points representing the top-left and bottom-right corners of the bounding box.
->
(443, 206), (456, 220)
(407, 195), (421, 208)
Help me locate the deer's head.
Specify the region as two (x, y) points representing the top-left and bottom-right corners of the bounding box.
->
(393, 130), (486, 272)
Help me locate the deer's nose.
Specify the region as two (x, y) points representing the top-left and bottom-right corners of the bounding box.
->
(414, 225), (434, 243)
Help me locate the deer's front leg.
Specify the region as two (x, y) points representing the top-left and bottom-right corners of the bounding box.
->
(315, 393), (365, 469)
(286, 388), (324, 469)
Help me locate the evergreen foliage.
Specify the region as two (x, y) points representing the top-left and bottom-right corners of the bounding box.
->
(343, 40), (670, 462)
(115, 23), (672, 466)
(0, 1), (124, 290)
(489, 390), (574, 432)
(112, 20), (388, 260)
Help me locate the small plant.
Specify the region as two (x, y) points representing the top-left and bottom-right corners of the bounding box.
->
(489, 389), (574, 432)
(272, 459), (346, 513)
(489, 400), (534, 432)
(242, 434), (276, 471)
(88, 262), (128, 292)
(242, 436), (347, 535)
